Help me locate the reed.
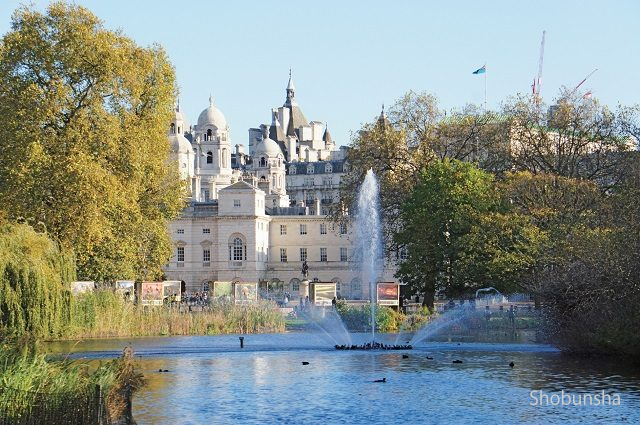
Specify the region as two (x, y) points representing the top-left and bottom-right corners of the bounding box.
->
(64, 291), (285, 339)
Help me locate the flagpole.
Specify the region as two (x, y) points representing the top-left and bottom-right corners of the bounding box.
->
(484, 63), (487, 111)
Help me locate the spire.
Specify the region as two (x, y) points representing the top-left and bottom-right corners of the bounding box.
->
(209, 93), (213, 106)
(322, 123), (333, 145)
(378, 104), (389, 129)
(285, 69), (295, 106)
(175, 98), (180, 112)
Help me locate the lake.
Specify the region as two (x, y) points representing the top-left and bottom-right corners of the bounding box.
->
(48, 333), (640, 424)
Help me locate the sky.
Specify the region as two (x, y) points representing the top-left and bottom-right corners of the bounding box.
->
(1, 0), (639, 147)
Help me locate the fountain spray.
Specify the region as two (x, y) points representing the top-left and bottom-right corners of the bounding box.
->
(355, 170), (383, 344)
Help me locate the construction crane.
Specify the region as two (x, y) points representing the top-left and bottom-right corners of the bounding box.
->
(569, 68), (598, 97)
(532, 30), (546, 102)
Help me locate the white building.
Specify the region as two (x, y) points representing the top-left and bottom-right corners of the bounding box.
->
(164, 76), (399, 303)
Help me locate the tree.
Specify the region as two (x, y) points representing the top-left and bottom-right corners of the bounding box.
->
(503, 90), (639, 188)
(394, 159), (498, 308)
(0, 3), (184, 281)
(455, 212), (546, 294)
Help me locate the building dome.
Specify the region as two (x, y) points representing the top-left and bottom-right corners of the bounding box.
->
(169, 133), (193, 154)
(254, 137), (282, 157)
(197, 95), (227, 130)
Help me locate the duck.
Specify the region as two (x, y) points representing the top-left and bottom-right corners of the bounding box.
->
(402, 354), (409, 359)
(426, 356), (434, 360)
(509, 362), (515, 368)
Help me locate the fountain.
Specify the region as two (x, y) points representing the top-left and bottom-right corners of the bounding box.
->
(332, 170), (412, 350)
(356, 169), (383, 344)
(406, 287), (512, 346)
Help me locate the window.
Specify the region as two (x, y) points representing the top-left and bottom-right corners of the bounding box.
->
(202, 228), (210, 234)
(299, 224), (307, 235)
(203, 189), (210, 201)
(170, 123), (175, 134)
(206, 129), (212, 141)
(320, 247), (327, 262)
(280, 248), (288, 263)
(340, 247), (348, 262)
(233, 199), (241, 208)
(222, 148), (228, 167)
(232, 237), (244, 261)
(300, 248), (307, 262)
(260, 157), (266, 167)
(280, 225), (287, 235)
(307, 164), (314, 174)
(400, 246), (409, 260)
(177, 229), (184, 234)
(177, 247), (184, 262)
(290, 165), (297, 175)
(320, 223), (327, 235)
(325, 163), (333, 173)
(291, 278), (300, 292)
(203, 248), (210, 265)
(339, 223), (347, 235)
(206, 151), (213, 164)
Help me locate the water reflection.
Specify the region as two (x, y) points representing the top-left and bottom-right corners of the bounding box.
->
(48, 335), (640, 424)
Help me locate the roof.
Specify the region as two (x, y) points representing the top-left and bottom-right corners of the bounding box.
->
(287, 160), (346, 175)
(219, 180), (260, 193)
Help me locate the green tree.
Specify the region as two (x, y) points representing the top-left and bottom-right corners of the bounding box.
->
(394, 159), (497, 308)
(455, 212), (547, 294)
(0, 3), (184, 281)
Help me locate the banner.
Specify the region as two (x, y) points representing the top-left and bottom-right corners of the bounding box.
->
(141, 282), (163, 306)
(234, 282), (257, 304)
(70, 281), (94, 296)
(312, 283), (336, 306)
(377, 283), (399, 306)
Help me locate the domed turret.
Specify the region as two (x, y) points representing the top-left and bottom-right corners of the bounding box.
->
(197, 94), (227, 130)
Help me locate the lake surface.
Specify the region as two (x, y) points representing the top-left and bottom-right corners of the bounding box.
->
(48, 333), (640, 425)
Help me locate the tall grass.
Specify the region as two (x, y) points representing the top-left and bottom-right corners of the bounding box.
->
(65, 290), (285, 339)
(0, 340), (143, 423)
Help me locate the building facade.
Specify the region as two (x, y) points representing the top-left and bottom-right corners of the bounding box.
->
(164, 76), (399, 302)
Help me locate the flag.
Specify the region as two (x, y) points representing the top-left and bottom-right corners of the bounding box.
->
(532, 79), (536, 95)
(583, 91), (592, 99)
(472, 65), (486, 74)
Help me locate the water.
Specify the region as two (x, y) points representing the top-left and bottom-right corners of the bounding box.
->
(355, 170), (383, 343)
(47, 335), (640, 424)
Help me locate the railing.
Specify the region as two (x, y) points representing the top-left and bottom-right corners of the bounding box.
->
(0, 384), (112, 425)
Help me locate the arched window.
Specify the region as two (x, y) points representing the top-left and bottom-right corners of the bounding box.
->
(290, 165), (296, 175)
(233, 237), (244, 261)
(206, 151), (213, 164)
(325, 163), (333, 173)
(229, 236), (246, 261)
(207, 129), (212, 141)
(307, 164), (314, 174)
(260, 157), (266, 167)
(170, 123), (175, 134)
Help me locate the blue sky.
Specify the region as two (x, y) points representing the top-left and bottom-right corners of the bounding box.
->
(1, 0), (639, 147)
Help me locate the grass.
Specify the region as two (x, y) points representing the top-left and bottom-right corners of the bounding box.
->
(63, 290), (285, 339)
(0, 339), (143, 423)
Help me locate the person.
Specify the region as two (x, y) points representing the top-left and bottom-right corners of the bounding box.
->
(305, 295), (310, 310)
(332, 296), (337, 308)
(283, 294), (289, 307)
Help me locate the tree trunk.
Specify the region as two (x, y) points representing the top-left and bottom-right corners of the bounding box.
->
(422, 291), (435, 311)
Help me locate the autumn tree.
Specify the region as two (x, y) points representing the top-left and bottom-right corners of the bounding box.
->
(503, 90), (639, 188)
(0, 3), (184, 282)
